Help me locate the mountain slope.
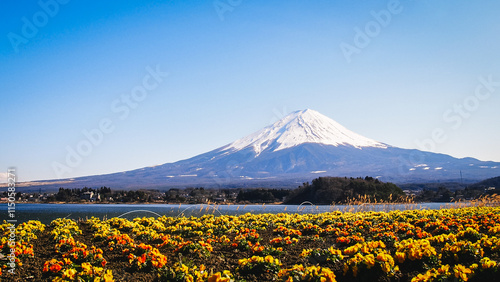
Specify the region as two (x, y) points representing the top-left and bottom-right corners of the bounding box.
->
(12, 109), (500, 191)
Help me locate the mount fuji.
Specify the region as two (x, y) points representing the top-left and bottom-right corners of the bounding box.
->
(18, 109), (500, 190)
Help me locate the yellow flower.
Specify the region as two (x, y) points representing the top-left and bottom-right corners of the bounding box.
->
(63, 258), (72, 265)
(376, 253), (390, 263)
(411, 273), (431, 282)
(364, 254), (375, 268)
(381, 262), (391, 274)
(344, 244), (360, 255)
(81, 262), (92, 275)
(481, 257), (497, 269)
(437, 264), (450, 274)
(62, 268), (77, 279)
(395, 252), (405, 263)
(103, 269), (114, 282)
(178, 264), (189, 274)
(208, 272), (231, 282)
(454, 264), (472, 281)
(93, 267), (104, 276)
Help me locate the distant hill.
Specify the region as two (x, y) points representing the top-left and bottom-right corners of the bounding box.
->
(283, 176), (405, 205)
(469, 176), (500, 190)
(399, 182), (467, 192)
(399, 176), (500, 202)
(398, 176), (500, 192)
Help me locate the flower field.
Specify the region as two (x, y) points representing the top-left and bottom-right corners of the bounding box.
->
(2, 206), (500, 281)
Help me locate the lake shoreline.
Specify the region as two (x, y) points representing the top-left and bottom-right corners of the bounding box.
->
(2, 200), (466, 205)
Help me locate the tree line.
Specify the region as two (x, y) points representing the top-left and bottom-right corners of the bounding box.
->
(9, 175), (497, 204)
(284, 176), (405, 205)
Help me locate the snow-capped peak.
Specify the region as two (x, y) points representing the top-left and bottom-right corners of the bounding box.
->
(224, 109), (387, 155)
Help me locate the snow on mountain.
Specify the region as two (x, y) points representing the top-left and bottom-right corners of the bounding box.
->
(224, 109), (387, 155)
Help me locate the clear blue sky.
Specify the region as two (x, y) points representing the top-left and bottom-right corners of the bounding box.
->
(1, 0), (499, 182)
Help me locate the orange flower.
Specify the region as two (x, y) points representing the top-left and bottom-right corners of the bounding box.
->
(49, 263), (62, 273)
(208, 272), (222, 282)
(137, 254), (147, 264)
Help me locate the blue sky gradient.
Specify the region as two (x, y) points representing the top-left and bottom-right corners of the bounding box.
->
(1, 0), (499, 182)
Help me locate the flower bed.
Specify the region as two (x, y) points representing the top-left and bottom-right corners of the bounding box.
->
(2, 206), (500, 281)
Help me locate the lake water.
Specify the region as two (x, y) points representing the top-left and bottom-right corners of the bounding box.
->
(0, 202), (467, 224)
